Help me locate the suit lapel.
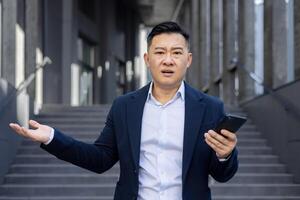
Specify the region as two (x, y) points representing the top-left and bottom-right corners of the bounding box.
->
(126, 84), (150, 169)
(182, 84), (206, 183)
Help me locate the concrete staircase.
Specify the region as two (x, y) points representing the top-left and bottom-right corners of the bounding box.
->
(211, 106), (300, 200)
(0, 105), (299, 200)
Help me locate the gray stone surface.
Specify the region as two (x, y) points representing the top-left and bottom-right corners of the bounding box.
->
(272, 0), (289, 88)
(199, 0), (211, 89)
(2, 0), (17, 86)
(237, 0), (255, 102)
(188, 0), (201, 90)
(222, 0), (238, 105)
(242, 80), (300, 183)
(209, 0), (223, 97)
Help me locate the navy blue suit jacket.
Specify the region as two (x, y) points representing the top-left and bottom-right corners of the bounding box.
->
(41, 82), (238, 200)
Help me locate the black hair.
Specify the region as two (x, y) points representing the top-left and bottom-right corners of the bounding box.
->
(147, 21), (190, 50)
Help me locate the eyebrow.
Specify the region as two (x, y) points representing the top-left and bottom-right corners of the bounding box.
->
(153, 47), (184, 51)
(172, 47), (184, 51)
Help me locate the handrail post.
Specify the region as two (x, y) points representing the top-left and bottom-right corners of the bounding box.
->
(0, 57), (51, 114)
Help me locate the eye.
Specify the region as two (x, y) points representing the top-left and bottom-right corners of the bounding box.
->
(154, 51), (164, 55)
(173, 51), (183, 55)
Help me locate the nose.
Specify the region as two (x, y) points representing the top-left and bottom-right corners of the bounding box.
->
(162, 53), (174, 66)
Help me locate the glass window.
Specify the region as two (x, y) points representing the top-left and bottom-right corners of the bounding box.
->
(76, 37), (95, 105)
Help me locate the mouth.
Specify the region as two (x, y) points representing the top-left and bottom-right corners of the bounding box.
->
(161, 69), (175, 76)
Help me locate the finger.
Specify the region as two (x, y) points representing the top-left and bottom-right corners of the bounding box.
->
(29, 120), (40, 129)
(9, 123), (25, 136)
(220, 129), (237, 141)
(207, 130), (230, 146)
(205, 137), (231, 158)
(205, 137), (226, 154)
(204, 132), (227, 151)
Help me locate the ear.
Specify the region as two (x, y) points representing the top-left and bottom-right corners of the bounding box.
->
(187, 52), (192, 68)
(144, 53), (150, 68)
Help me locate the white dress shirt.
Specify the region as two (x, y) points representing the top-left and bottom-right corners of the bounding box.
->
(138, 81), (185, 200)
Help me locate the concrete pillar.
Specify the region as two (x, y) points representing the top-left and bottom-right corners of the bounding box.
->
(99, 0), (118, 103)
(209, 0), (223, 97)
(25, 0), (42, 100)
(199, 0), (211, 91)
(237, 0), (255, 102)
(263, 0), (273, 89)
(222, 0), (238, 105)
(295, 0), (300, 79)
(62, 0), (74, 104)
(188, 0), (201, 90)
(43, 0), (63, 104)
(2, 0), (17, 86)
(178, 0), (190, 33)
(272, 0), (291, 88)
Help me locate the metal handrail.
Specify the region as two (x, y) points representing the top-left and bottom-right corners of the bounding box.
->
(231, 58), (300, 122)
(0, 57), (52, 114)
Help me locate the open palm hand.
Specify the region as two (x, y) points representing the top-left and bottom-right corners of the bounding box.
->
(9, 120), (52, 143)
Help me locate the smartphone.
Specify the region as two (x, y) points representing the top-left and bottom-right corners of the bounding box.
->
(213, 114), (247, 134)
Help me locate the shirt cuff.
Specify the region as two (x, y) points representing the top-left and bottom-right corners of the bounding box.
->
(218, 153), (231, 162)
(43, 128), (54, 145)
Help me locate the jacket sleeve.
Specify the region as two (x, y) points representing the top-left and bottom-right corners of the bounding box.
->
(208, 101), (239, 182)
(40, 101), (119, 174)
(209, 147), (239, 182)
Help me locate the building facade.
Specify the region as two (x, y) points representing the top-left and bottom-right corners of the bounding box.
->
(1, 0), (300, 184)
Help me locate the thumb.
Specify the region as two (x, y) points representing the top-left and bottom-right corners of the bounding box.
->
(29, 120), (40, 129)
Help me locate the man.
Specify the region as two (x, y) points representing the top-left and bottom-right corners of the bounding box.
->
(10, 21), (238, 200)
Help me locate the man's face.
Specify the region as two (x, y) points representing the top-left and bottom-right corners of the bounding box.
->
(144, 33), (192, 89)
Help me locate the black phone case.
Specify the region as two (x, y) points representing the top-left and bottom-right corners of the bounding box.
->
(214, 114), (247, 133)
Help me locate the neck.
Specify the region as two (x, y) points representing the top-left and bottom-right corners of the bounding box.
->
(152, 82), (182, 104)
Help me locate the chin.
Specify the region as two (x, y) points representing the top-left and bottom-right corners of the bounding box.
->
(158, 81), (181, 89)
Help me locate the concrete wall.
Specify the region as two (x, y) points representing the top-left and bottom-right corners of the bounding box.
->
(241, 80), (300, 183)
(294, 0), (300, 79)
(0, 79), (31, 184)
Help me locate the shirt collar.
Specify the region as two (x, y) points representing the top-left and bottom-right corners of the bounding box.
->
(147, 81), (185, 102)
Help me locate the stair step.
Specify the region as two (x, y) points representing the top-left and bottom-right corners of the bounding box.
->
(213, 196), (300, 200)
(237, 164), (287, 173)
(9, 164), (120, 174)
(4, 174), (119, 184)
(226, 173), (294, 183)
(211, 184), (300, 195)
(238, 155), (279, 164)
(20, 139), (94, 147)
(40, 105), (111, 112)
(0, 197), (113, 200)
(38, 118), (106, 124)
(37, 113), (108, 118)
(0, 184), (116, 196)
(237, 139), (267, 147)
(237, 147), (273, 155)
(18, 146), (274, 156)
(236, 132), (264, 139)
(13, 154), (279, 164)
